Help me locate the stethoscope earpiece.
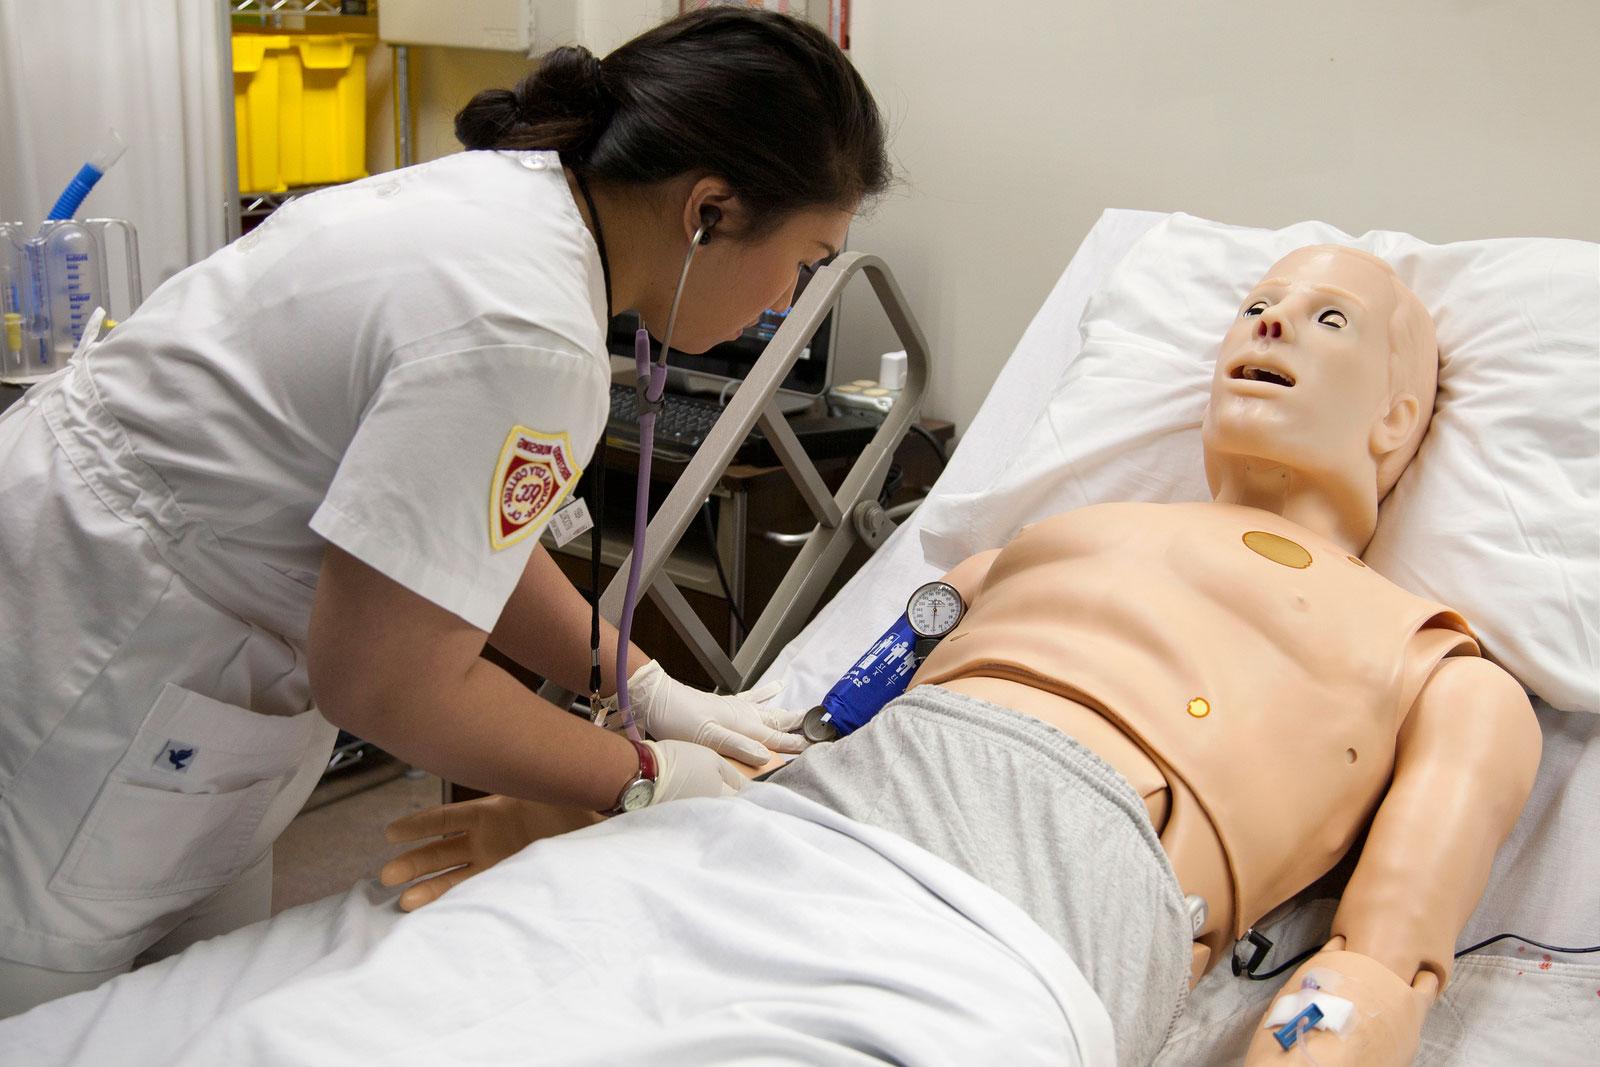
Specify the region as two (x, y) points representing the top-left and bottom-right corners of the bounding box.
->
(696, 206), (722, 246)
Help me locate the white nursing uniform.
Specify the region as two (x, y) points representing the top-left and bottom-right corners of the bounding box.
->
(0, 151), (609, 986)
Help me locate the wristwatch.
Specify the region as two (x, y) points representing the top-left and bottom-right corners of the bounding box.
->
(604, 738), (658, 816)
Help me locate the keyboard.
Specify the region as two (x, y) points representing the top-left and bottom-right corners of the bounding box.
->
(606, 382), (881, 467)
(606, 382), (757, 462)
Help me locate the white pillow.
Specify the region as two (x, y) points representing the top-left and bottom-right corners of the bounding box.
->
(918, 213), (1599, 713)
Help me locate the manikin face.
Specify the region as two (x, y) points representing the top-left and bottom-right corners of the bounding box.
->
(655, 204), (854, 355)
(1202, 247), (1404, 495)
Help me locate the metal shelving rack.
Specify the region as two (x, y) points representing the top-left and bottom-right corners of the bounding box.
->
(222, 1), (419, 789)
(221, 0), (412, 241)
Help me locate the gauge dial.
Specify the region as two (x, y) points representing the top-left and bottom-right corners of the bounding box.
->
(906, 581), (965, 639)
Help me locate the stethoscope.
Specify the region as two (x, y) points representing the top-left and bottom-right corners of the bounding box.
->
(574, 169), (718, 741)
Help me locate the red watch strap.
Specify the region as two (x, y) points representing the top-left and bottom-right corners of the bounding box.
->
(629, 738), (657, 782)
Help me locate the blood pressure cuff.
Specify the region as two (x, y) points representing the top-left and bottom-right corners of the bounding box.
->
(814, 613), (919, 736)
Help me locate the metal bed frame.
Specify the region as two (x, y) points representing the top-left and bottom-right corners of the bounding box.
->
(539, 251), (930, 707)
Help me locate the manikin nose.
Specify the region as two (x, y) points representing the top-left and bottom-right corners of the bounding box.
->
(1255, 319), (1283, 339)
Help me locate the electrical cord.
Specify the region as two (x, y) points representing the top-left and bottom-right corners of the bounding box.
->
(701, 502), (748, 638)
(1241, 931), (1600, 982)
(878, 462), (905, 507)
(1242, 945), (1321, 982)
(909, 423), (948, 471)
(1453, 933), (1600, 959)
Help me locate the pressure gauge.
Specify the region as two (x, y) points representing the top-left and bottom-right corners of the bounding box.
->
(906, 581), (966, 663)
(907, 581), (965, 640)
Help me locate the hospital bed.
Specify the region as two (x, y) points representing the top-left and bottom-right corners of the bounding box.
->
(2, 210), (1596, 1065)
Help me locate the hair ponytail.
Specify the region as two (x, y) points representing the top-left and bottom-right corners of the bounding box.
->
(456, 9), (889, 237)
(455, 46), (613, 161)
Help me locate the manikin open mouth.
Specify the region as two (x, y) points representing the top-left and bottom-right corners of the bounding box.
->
(1231, 365), (1296, 388)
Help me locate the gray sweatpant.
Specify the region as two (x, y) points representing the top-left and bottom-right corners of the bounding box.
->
(771, 684), (1191, 1066)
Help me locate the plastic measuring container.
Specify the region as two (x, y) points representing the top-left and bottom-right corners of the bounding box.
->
(1, 219), (141, 382)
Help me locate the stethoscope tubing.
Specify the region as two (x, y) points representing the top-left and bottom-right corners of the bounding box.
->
(607, 224), (709, 739)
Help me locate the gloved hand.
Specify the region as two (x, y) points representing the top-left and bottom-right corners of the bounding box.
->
(380, 794), (599, 911)
(647, 738), (746, 802)
(617, 660), (809, 766)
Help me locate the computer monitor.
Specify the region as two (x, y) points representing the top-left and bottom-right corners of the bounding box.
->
(605, 264), (838, 397)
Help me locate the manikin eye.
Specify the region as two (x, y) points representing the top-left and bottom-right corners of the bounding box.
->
(1317, 309), (1348, 329)
(1243, 301), (1269, 317)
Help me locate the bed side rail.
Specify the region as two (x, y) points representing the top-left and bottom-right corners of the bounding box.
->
(539, 251), (929, 704)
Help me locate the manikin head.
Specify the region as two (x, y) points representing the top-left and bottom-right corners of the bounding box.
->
(1201, 245), (1438, 551)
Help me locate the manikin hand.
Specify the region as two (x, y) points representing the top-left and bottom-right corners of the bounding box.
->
(613, 660), (808, 765)
(380, 741), (753, 911)
(1243, 938), (1436, 1067)
(380, 794), (599, 911)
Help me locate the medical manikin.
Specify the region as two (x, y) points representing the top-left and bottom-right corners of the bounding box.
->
(384, 246), (1541, 1066)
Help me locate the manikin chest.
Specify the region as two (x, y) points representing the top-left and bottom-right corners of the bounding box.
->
(966, 501), (1407, 721)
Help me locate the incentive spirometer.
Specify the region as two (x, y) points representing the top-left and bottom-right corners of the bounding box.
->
(2, 129), (142, 383)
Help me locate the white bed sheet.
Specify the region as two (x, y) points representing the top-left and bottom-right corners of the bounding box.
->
(1, 789), (1114, 1067)
(1, 211), (1595, 1066)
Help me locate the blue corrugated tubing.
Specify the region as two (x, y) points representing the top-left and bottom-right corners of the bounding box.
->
(46, 164), (104, 221)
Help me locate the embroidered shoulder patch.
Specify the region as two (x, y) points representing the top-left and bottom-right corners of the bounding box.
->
(489, 427), (581, 551)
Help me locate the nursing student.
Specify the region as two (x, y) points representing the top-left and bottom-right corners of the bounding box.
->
(0, 7), (888, 1015)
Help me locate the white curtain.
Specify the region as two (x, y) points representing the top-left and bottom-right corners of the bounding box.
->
(0, 0), (231, 312)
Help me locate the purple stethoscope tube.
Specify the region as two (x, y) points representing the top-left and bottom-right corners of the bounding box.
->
(609, 221), (711, 741)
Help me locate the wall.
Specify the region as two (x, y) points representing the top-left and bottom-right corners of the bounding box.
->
(365, 44), (534, 174)
(364, 1), (706, 174)
(837, 0), (1600, 432)
(366, 1), (1600, 434)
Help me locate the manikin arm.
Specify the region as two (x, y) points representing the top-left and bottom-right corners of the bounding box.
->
(1245, 656), (1540, 1066)
(380, 754), (777, 910)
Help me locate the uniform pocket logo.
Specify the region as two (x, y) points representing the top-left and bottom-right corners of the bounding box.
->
(155, 740), (198, 773)
(489, 427), (581, 551)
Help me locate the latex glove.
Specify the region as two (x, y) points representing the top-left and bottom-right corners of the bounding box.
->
(620, 660), (808, 766)
(380, 795), (600, 911)
(648, 738), (747, 802)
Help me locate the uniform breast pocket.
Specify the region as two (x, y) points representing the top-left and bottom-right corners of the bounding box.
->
(50, 683), (318, 901)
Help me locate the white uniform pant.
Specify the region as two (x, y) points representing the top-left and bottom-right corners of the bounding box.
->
(0, 850), (273, 1019)
(0, 370), (335, 990)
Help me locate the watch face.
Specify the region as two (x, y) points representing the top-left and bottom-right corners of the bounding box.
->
(906, 581), (965, 639)
(622, 778), (655, 812)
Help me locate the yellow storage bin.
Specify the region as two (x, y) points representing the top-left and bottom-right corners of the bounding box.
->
(232, 34), (291, 194)
(232, 32), (375, 194)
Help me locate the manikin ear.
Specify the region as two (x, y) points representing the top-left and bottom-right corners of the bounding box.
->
(1370, 393), (1421, 462)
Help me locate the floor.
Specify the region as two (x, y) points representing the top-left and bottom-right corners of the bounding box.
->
(271, 751), (444, 914)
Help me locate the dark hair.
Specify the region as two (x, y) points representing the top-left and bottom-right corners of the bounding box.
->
(454, 7), (889, 236)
